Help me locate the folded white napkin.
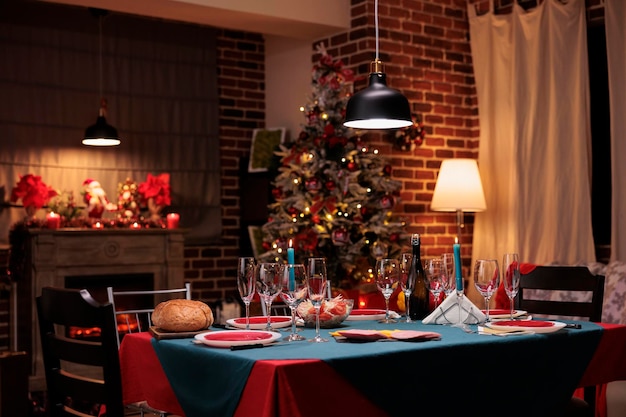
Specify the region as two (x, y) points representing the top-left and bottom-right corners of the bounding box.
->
(422, 293), (486, 325)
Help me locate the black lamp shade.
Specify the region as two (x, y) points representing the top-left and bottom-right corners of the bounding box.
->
(344, 72), (412, 129)
(83, 115), (120, 146)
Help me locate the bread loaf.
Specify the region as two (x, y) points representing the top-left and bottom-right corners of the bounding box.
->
(152, 299), (214, 332)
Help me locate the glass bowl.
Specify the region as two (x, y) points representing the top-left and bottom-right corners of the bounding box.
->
(297, 298), (354, 328)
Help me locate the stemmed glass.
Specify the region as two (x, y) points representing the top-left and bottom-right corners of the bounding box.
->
(236, 257), (256, 330)
(502, 253), (520, 320)
(278, 263), (308, 341)
(255, 262), (282, 331)
(424, 258), (446, 309)
(399, 253), (414, 322)
(375, 258), (399, 323)
(441, 253), (456, 297)
(307, 258), (328, 343)
(473, 259), (500, 322)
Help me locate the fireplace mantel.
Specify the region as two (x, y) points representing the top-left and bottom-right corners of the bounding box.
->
(17, 227), (186, 391)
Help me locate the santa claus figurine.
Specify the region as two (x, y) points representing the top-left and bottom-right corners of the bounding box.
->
(83, 179), (117, 218)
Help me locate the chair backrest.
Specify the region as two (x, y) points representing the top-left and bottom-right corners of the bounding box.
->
(514, 266), (605, 322)
(36, 287), (124, 417)
(106, 283), (191, 348)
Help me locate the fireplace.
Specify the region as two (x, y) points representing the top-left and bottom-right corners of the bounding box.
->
(16, 228), (185, 391)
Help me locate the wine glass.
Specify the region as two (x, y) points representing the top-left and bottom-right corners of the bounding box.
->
(236, 257), (256, 330)
(307, 257), (328, 343)
(375, 258), (399, 323)
(255, 262), (282, 331)
(424, 258), (446, 309)
(473, 259), (500, 322)
(441, 253), (456, 297)
(278, 263), (308, 341)
(502, 253), (520, 320)
(399, 253), (414, 322)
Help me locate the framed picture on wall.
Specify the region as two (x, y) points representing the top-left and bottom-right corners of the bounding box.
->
(248, 127), (286, 173)
(247, 225), (264, 258)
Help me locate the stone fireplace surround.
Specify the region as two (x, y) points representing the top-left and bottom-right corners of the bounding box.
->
(18, 228), (185, 391)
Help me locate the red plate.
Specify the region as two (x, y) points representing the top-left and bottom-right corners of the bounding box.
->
(194, 330), (282, 348)
(485, 309), (514, 315)
(346, 309), (387, 321)
(227, 316), (292, 330)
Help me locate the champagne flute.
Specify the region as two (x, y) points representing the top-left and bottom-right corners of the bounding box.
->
(255, 262), (282, 331)
(236, 257), (256, 330)
(307, 258), (328, 343)
(375, 258), (399, 323)
(473, 259), (500, 322)
(278, 263), (308, 341)
(502, 253), (520, 320)
(399, 253), (414, 322)
(441, 253), (456, 297)
(424, 258), (446, 309)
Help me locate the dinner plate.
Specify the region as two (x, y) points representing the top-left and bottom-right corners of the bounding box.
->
(486, 320), (566, 334)
(226, 316), (292, 330)
(482, 309), (528, 319)
(346, 309), (387, 321)
(194, 330), (282, 348)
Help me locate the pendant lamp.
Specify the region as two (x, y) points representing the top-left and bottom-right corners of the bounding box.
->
(83, 10), (120, 146)
(343, 0), (412, 130)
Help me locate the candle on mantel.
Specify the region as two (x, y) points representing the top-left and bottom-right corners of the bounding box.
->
(167, 213), (180, 229)
(131, 221), (141, 229)
(287, 239), (295, 289)
(46, 212), (61, 229)
(453, 237), (463, 293)
(93, 221), (103, 229)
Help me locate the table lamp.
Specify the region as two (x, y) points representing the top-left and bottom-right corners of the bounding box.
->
(430, 158), (487, 242)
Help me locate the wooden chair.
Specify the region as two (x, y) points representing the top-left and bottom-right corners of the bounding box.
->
(36, 287), (124, 417)
(514, 266), (605, 417)
(106, 283), (191, 417)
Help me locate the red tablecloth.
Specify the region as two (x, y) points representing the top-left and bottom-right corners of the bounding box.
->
(120, 322), (626, 417)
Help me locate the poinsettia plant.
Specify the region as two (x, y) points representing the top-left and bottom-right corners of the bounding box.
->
(10, 174), (58, 209)
(137, 173), (171, 207)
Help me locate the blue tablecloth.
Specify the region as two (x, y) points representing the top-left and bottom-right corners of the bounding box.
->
(151, 319), (603, 417)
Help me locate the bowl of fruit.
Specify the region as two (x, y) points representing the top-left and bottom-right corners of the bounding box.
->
(297, 296), (354, 328)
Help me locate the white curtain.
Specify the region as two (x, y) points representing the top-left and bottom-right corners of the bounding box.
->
(605, 0), (626, 262)
(468, 0), (595, 266)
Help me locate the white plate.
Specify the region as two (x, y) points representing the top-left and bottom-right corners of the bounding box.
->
(194, 330), (282, 348)
(346, 309), (387, 321)
(226, 316), (292, 330)
(482, 309), (528, 320)
(486, 320), (566, 334)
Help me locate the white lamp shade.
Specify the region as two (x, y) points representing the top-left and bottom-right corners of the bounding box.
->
(431, 159), (487, 212)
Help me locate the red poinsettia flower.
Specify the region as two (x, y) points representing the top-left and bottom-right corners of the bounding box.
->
(137, 173), (171, 207)
(10, 174), (58, 209)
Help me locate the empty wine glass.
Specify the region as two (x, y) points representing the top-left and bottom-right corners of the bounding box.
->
(399, 253), (414, 322)
(441, 253), (456, 297)
(278, 263), (308, 341)
(307, 257), (328, 343)
(236, 257), (256, 330)
(473, 259), (500, 322)
(424, 258), (446, 309)
(255, 262), (282, 331)
(375, 258), (399, 323)
(502, 253), (520, 320)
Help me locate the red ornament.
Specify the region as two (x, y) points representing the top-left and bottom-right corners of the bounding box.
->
(389, 233), (400, 243)
(305, 177), (322, 193)
(272, 187), (282, 199)
(331, 227), (350, 246)
(262, 242), (271, 251)
(380, 195), (395, 209)
(383, 165), (392, 176)
(325, 180), (336, 191)
(312, 214), (321, 224)
(347, 161), (357, 171)
(288, 207), (299, 217)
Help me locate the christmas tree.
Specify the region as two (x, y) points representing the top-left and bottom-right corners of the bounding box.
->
(259, 44), (408, 289)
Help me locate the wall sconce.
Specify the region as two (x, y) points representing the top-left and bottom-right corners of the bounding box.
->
(431, 159), (487, 243)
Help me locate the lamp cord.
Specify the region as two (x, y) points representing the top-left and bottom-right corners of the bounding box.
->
(98, 15), (103, 107)
(375, 0), (379, 60)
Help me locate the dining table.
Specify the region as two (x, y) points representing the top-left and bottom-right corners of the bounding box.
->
(119, 317), (626, 417)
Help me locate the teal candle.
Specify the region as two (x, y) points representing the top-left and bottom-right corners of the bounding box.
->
(287, 241), (295, 290)
(453, 241), (463, 292)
